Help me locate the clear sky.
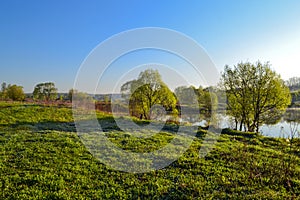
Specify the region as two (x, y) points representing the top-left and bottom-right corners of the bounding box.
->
(1, 0), (300, 93)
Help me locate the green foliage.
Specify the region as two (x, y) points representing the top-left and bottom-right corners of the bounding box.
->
(196, 87), (218, 124)
(291, 90), (300, 107)
(6, 84), (25, 101)
(174, 85), (219, 126)
(0, 82), (8, 100)
(174, 86), (198, 105)
(0, 103), (73, 126)
(0, 82), (25, 101)
(70, 90), (94, 110)
(121, 69), (177, 119)
(0, 103), (300, 199)
(67, 89), (89, 102)
(33, 82), (58, 101)
(221, 128), (258, 138)
(221, 61), (291, 132)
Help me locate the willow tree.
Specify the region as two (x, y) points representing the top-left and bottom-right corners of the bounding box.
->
(121, 69), (176, 120)
(33, 82), (58, 101)
(221, 61), (291, 133)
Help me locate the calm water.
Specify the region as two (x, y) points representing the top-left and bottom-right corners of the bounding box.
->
(192, 110), (300, 138)
(260, 121), (291, 138)
(154, 109), (299, 138)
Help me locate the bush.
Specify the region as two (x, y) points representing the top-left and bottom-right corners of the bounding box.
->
(221, 128), (258, 138)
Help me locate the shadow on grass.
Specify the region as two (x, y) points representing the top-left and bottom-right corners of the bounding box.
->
(8, 115), (182, 134)
(9, 121), (77, 132)
(7, 113), (268, 146)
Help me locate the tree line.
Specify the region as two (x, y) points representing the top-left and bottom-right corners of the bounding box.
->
(1, 61), (297, 134)
(286, 77), (300, 91)
(121, 61), (293, 133)
(120, 69), (219, 122)
(0, 82), (25, 101)
(0, 82), (64, 102)
(0, 81), (88, 102)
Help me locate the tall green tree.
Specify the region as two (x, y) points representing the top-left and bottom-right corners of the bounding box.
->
(221, 61), (291, 133)
(174, 85), (219, 125)
(194, 87), (218, 126)
(197, 87), (218, 113)
(68, 88), (91, 103)
(33, 82), (58, 101)
(6, 84), (25, 101)
(1, 82), (7, 93)
(68, 88), (77, 102)
(174, 86), (198, 105)
(0, 82), (8, 100)
(121, 69), (177, 120)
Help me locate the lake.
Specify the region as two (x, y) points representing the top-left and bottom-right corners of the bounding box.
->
(192, 109), (300, 138)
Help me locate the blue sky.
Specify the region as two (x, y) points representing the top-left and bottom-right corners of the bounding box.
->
(1, 0), (300, 93)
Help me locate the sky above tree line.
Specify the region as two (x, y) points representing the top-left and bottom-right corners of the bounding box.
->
(1, 0), (300, 93)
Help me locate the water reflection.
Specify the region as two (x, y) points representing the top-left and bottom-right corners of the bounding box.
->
(190, 109), (300, 138)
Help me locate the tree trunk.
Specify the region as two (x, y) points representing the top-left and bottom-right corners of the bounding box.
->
(255, 115), (260, 133)
(234, 118), (238, 130)
(239, 119), (243, 131)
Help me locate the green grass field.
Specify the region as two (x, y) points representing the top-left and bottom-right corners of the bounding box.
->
(0, 102), (299, 199)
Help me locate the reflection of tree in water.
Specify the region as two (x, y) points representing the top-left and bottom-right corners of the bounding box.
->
(284, 109), (300, 140)
(280, 126), (285, 138)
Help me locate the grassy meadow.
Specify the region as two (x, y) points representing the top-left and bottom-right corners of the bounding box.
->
(0, 102), (300, 199)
